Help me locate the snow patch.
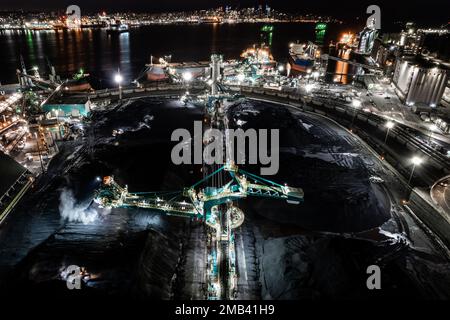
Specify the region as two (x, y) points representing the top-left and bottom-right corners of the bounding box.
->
(378, 228), (409, 245)
(299, 120), (313, 132)
(59, 188), (98, 224)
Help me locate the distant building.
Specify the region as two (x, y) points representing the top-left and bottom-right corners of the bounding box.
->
(399, 22), (424, 55)
(393, 55), (449, 107)
(358, 27), (378, 54)
(397, 22), (449, 58)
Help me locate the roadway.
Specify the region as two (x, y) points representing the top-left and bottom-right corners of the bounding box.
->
(431, 176), (450, 215)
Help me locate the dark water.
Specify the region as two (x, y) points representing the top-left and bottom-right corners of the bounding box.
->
(0, 23), (350, 86)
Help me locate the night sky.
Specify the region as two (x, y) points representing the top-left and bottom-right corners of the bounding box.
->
(0, 0), (448, 26)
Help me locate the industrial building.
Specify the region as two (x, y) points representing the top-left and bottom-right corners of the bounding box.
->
(392, 55), (449, 107)
(358, 27), (378, 55)
(398, 23), (424, 55)
(42, 95), (91, 117)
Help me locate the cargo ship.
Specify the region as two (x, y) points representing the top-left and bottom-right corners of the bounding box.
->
(63, 69), (93, 92)
(106, 24), (129, 34)
(146, 64), (168, 81)
(287, 42), (316, 74)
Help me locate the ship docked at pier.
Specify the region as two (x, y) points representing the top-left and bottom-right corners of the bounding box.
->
(287, 42), (317, 74)
(106, 24), (129, 34)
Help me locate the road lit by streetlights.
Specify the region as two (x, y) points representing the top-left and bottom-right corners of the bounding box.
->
(428, 123), (437, 143)
(384, 120), (395, 143)
(411, 156), (423, 166)
(350, 99), (362, 129)
(408, 156), (424, 185)
(114, 71), (123, 101)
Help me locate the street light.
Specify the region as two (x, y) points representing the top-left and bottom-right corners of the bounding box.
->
(408, 156), (423, 185)
(352, 99), (362, 108)
(305, 83), (314, 93)
(33, 131), (45, 173)
(114, 71), (123, 101)
(350, 100), (362, 129)
(384, 121), (395, 143)
(312, 71), (320, 80)
(182, 71), (193, 82)
(182, 71), (193, 95)
(428, 123), (437, 143)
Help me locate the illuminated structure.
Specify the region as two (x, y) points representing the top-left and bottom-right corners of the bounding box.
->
(399, 22), (424, 55)
(239, 45), (276, 78)
(315, 22), (327, 44)
(94, 163), (303, 300)
(338, 32), (357, 48)
(260, 24), (274, 47)
(370, 39), (396, 74)
(210, 54), (223, 96)
(393, 55), (449, 107)
(358, 27), (378, 54)
(94, 165), (304, 222)
(42, 95), (92, 117)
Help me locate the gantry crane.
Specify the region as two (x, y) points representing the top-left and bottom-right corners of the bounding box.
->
(94, 162), (304, 230)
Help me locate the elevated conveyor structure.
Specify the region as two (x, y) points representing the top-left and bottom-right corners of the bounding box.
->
(94, 163), (304, 228)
